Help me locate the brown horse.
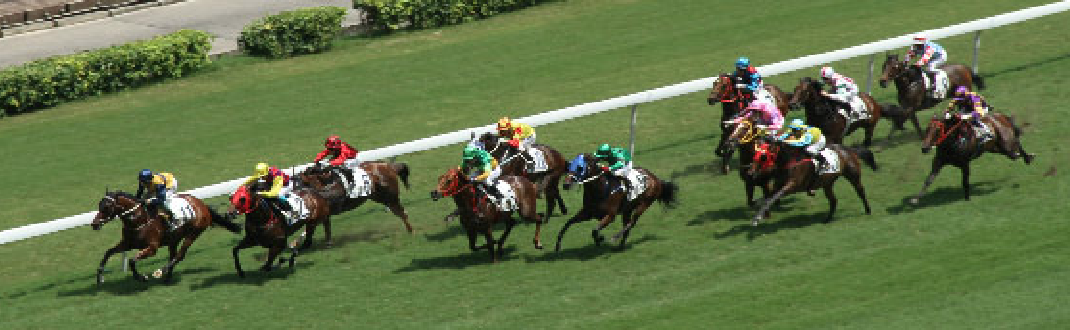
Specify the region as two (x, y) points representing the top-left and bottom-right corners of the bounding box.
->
(708, 73), (791, 174)
(719, 115), (774, 207)
(474, 132), (568, 217)
(228, 182), (330, 277)
(430, 168), (544, 262)
(748, 142), (878, 226)
(789, 77), (887, 146)
(91, 191), (241, 284)
(879, 54), (985, 137)
(554, 153), (677, 251)
(909, 112), (1034, 205)
(294, 160), (414, 237)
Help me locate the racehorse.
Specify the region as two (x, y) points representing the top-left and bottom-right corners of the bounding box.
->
(474, 132), (568, 217)
(294, 160), (414, 236)
(91, 191), (241, 284)
(879, 54), (985, 137)
(554, 153), (677, 251)
(708, 73), (791, 174)
(748, 142), (878, 226)
(431, 168), (545, 262)
(789, 77), (886, 146)
(909, 112), (1034, 205)
(719, 115), (775, 208)
(228, 181), (330, 277)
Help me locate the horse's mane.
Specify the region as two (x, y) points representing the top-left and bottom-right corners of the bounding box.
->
(107, 191), (136, 200)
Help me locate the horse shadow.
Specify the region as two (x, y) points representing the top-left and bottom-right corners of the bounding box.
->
(422, 222), (468, 242)
(55, 266), (216, 297)
(523, 234), (661, 262)
(673, 162), (726, 179)
(885, 179), (1003, 214)
(189, 261), (312, 290)
(394, 246), (520, 273)
(714, 212), (831, 240)
(688, 196), (801, 226)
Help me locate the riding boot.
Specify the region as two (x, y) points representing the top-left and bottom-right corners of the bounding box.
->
(165, 209), (179, 231)
(808, 153), (828, 196)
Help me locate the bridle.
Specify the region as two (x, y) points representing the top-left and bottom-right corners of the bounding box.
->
(98, 194), (150, 229)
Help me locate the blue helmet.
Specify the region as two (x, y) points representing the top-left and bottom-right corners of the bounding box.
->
(138, 169), (153, 182)
(736, 57), (750, 70)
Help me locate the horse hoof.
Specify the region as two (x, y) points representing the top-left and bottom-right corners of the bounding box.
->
(909, 198), (920, 205)
(152, 269), (164, 279)
(237, 272), (246, 278)
(535, 243), (544, 250)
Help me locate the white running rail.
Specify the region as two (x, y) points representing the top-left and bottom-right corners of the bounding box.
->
(2, 1), (1068, 244)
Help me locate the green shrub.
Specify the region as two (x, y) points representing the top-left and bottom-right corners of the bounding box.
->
(354, 0), (543, 31)
(238, 6), (348, 58)
(0, 29), (213, 117)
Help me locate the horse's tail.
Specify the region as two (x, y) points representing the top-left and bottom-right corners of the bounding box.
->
(207, 205), (242, 233)
(972, 73), (986, 90)
(1006, 113), (1023, 137)
(657, 180), (679, 209)
(392, 162), (411, 190)
(853, 147), (879, 171)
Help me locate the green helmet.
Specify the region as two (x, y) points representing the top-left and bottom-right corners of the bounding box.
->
(462, 146), (481, 160)
(596, 144), (612, 156)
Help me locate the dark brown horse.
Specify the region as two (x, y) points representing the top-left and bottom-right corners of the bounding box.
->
(430, 168), (545, 262)
(554, 153), (677, 251)
(719, 115), (774, 207)
(708, 73), (791, 174)
(228, 182), (330, 277)
(909, 112), (1034, 205)
(294, 160), (414, 237)
(879, 54), (985, 137)
(789, 77), (887, 146)
(748, 142), (877, 226)
(474, 132), (568, 217)
(91, 191), (241, 284)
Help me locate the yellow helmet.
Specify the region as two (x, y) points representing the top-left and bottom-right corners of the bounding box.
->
(497, 117), (512, 131)
(254, 162), (269, 177)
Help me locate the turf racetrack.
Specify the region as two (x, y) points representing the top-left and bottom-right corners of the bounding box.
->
(1, 0), (1068, 328)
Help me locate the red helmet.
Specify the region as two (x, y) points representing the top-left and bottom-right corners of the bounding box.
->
(325, 135), (342, 149)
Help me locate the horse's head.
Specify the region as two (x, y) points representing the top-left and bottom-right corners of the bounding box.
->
(91, 192), (127, 230)
(431, 167), (466, 200)
(229, 185), (258, 214)
(707, 74), (736, 106)
(746, 142), (779, 178)
(879, 53), (903, 88)
(722, 114), (764, 152)
(789, 77), (820, 109)
(563, 153), (600, 190)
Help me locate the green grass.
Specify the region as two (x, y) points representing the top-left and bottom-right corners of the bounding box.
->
(1, 0), (1068, 328)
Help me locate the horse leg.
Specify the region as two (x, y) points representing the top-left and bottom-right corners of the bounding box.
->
(497, 216), (518, 253)
(845, 172), (872, 215)
(261, 245), (283, 272)
(614, 202), (652, 250)
(720, 152), (733, 175)
(484, 227), (498, 262)
(96, 244), (125, 285)
(754, 183), (794, 226)
(232, 237), (255, 278)
(127, 258), (147, 282)
(386, 200), (414, 233)
(158, 244), (177, 281)
(554, 211), (589, 252)
(552, 176), (568, 215)
(910, 110), (924, 138)
(823, 184), (838, 223)
(298, 221), (318, 251)
(862, 122), (875, 147)
(743, 175), (757, 207)
(591, 212), (617, 246)
(961, 164), (972, 201)
(164, 231), (203, 282)
(910, 158), (945, 205)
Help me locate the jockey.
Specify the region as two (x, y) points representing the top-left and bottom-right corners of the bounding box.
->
(314, 135), (360, 182)
(497, 117), (537, 163)
(461, 145), (503, 201)
(135, 169), (179, 227)
(819, 66), (861, 120)
(731, 56), (763, 105)
(241, 162), (295, 224)
(593, 143), (633, 192)
(947, 86), (993, 140)
(779, 119), (828, 173)
(904, 35), (947, 92)
(730, 98), (784, 138)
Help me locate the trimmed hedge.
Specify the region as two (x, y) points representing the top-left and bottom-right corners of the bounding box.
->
(354, 0), (543, 31)
(0, 29), (213, 117)
(238, 6), (348, 59)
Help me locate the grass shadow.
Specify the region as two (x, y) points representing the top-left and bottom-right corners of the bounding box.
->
(189, 261), (312, 291)
(56, 266), (217, 297)
(886, 179), (1003, 214)
(524, 234), (660, 262)
(715, 211), (831, 240)
(394, 246), (520, 273)
(422, 222), (467, 242)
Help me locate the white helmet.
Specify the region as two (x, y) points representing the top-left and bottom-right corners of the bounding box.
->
(820, 66), (836, 79)
(912, 34), (927, 45)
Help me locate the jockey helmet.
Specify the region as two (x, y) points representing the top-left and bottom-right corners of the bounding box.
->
(789, 118), (807, 130)
(912, 35), (927, 45)
(138, 169), (153, 182)
(820, 66), (836, 79)
(254, 162), (270, 177)
(595, 144), (612, 157)
(953, 86), (969, 100)
(462, 146), (480, 161)
(325, 135), (342, 149)
(497, 117), (512, 131)
(735, 57), (750, 70)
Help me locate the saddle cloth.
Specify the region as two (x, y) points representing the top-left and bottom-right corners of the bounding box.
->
(756, 88), (776, 105)
(932, 69), (949, 99)
(526, 148), (549, 173)
(838, 97), (869, 127)
(814, 148), (842, 174)
(492, 180), (518, 212)
(282, 194), (310, 224)
(625, 170), (650, 201)
(337, 167), (373, 198)
(165, 196), (197, 223)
